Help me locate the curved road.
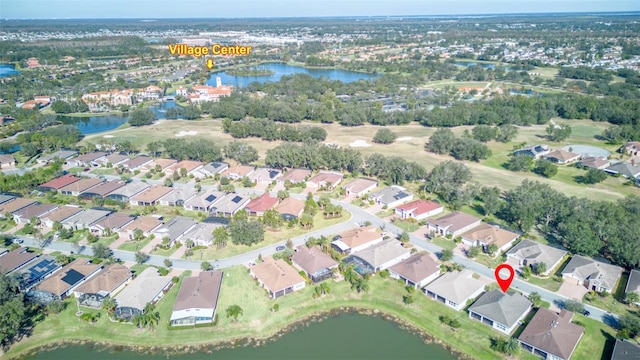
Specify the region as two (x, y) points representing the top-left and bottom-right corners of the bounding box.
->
(15, 180), (616, 326)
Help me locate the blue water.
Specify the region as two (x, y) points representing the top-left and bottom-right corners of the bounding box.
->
(454, 61), (496, 69)
(0, 64), (20, 77)
(57, 101), (180, 135)
(207, 62), (377, 88)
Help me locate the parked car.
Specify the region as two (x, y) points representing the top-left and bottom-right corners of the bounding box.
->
(275, 245), (286, 251)
(583, 310), (591, 317)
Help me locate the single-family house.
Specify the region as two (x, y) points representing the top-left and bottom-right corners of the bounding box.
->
(513, 145), (550, 159)
(78, 180), (125, 200)
(426, 211), (482, 238)
(460, 223), (520, 254)
(222, 165), (255, 180)
(96, 153), (129, 167)
(129, 185), (173, 206)
(114, 267), (173, 321)
(424, 270), (487, 311)
(90, 212), (134, 236)
(142, 158), (177, 173)
(468, 290), (533, 334)
(345, 240), (411, 274)
(577, 156), (610, 170)
(250, 257), (306, 299)
(210, 193), (250, 217)
(38, 205), (84, 228)
(518, 309), (584, 360)
(274, 197), (305, 220)
(152, 216), (197, 245)
(395, 200), (444, 221)
(611, 339), (640, 360)
(389, 253), (441, 289)
(60, 178), (103, 196)
(193, 161), (229, 178)
(0, 247), (38, 274)
(0, 154), (16, 168)
(166, 160), (204, 176)
(0, 194), (15, 205)
(368, 186), (414, 208)
(119, 216), (163, 240)
(74, 264), (133, 308)
(625, 269), (640, 306)
(14, 255), (61, 291)
(170, 271), (223, 326)
(307, 171), (344, 189)
(62, 209), (111, 230)
(67, 152), (106, 167)
(0, 198), (38, 218)
(181, 222), (222, 247)
(13, 203), (58, 224)
(506, 239), (568, 276)
(331, 225), (383, 254)
(245, 193), (279, 216)
(36, 174), (80, 192)
(104, 182), (150, 203)
(37, 150), (78, 165)
(249, 168), (282, 184)
(561, 255), (623, 293)
(278, 168), (311, 185)
(158, 187), (197, 207)
(544, 150), (581, 164)
(29, 259), (102, 303)
(183, 189), (225, 212)
(604, 162), (640, 179)
(622, 141), (640, 155)
(291, 245), (339, 283)
(342, 178), (378, 197)
(120, 155), (153, 172)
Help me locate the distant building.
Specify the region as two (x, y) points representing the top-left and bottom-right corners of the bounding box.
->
(513, 144), (551, 159)
(544, 150), (581, 164)
(368, 186), (413, 208)
(342, 178), (378, 197)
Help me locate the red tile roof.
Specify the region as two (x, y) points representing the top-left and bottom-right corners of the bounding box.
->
(395, 200), (443, 216)
(245, 193), (279, 213)
(38, 174), (81, 190)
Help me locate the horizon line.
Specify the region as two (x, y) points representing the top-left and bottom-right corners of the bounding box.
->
(3, 10), (640, 21)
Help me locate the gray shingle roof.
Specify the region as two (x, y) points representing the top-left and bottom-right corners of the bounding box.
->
(626, 269), (640, 296)
(506, 239), (567, 268)
(469, 290), (532, 327)
(115, 268), (171, 311)
(424, 269), (486, 305)
(561, 255), (623, 291)
(368, 186), (412, 205)
(351, 240), (410, 269)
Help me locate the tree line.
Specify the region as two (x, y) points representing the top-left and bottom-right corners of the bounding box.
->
(222, 118), (327, 142)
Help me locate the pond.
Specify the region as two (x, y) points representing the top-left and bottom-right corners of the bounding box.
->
(0, 64), (20, 77)
(207, 62), (378, 87)
(27, 313), (457, 360)
(57, 101), (180, 135)
(454, 61), (496, 69)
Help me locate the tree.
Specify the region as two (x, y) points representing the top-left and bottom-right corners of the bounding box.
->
(625, 292), (640, 306)
(102, 296), (117, 315)
(226, 305), (244, 322)
(402, 294), (414, 305)
(426, 128), (456, 154)
(424, 161), (471, 199)
(129, 108), (156, 126)
(533, 159), (558, 178)
(262, 209), (283, 229)
(546, 124), (572, 141)
(520, 265), (531, 279)
(487, 243), (499, 256)
(492, 337), (520, 355)
(92, 243), (111, 259)
(351, 278), (370, 293)
(0, 273), (30, 347)
(440, 249), (453, 262)
(372, 128), (398, 144)
(505, 154), (534, 171)
(496, 124), (518, 142)
(164, 258), (173, 268)
(229, 220), (265, 246)
(467, 246), (480, 258)
(213, 226), (229, 249)
(201, 261), (213, 271)
(563, 299), (585, 313)
(135, 251), (149, 264)
(533, 262), (547, 276)
(528, 292), (543, 308)
(133, 303), (160, 329)
(399, 231), (410, 244)
(472, 125), (497, 142)
(277, 190), (290, 200)
(480, 186), (502, 217)
(299, 213), (314, 230)
(577, 168), (608, 184)
(450, 138), (492, 161)
(133, 229), (144, 242)
(224, 141), (259, 164)
(617, 313), (640, 339)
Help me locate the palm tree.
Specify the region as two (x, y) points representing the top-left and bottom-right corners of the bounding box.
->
(134, 303), (160, 329)
(102, 296), (117, 315)
(226, 305), (244, 322)
(213, 226), (229, 249)
(351, 278), (369, 293)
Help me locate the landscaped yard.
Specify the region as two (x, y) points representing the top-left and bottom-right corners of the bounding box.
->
(5, 263), (613, 360)
(431, 237), (456, 250)
(117, 238), (151, 252)
(151, 244), (179, 257)
(391, 219), (420, 232)
(195, 211), (351, 260)
(526, 275), (562, 292)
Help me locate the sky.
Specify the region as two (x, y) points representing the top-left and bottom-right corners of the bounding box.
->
(2, 0), (639, 19)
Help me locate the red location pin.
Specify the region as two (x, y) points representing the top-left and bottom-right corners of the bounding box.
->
(494, 264), (515, 293)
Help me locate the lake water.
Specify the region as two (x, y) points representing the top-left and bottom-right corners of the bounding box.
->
(27, 314), (457, 360)
(58, 101), (180, 135)
(0, 64), (20, 77)
(207, 62), (378, 88)
(454, 61), (496, 69)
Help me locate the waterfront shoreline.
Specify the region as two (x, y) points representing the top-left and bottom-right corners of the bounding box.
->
(9, 307), (469, 360)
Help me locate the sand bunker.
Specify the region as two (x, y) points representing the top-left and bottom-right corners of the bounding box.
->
(396, 136), (413, 141)
(349, 140), (372, 147)
(175, 131), (198, 137)
(103, 135), (114, 138)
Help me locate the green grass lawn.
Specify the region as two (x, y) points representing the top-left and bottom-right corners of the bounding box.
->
(5, 265), (615, 360)
(151, 245), (179, 257)
(117, 238), (151, 252)
(391, 219), (420, 232)
(525, 275), (562, 292)
(571, 314), (617, 360)
(90, 168), (115, 176)
(196, 212), (350, 260)
(431, 237), (456, 250)
(94, 234), (118, 247)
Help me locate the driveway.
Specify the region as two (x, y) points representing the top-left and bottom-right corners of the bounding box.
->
(557, 281), (589, 301)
